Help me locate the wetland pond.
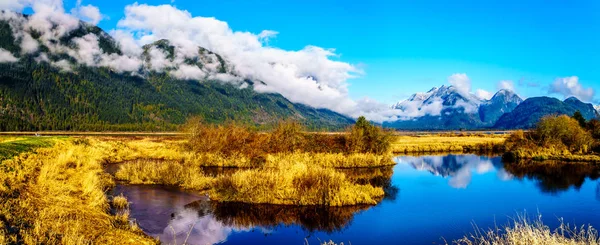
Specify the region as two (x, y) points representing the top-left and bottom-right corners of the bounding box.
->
(112, 154), (600, 245)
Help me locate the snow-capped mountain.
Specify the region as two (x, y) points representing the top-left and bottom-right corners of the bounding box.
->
(479, 89), (524, 124)
(392, 85), (483, 113)
(595, 105), (600, 115)
(385, 86), (522, 130)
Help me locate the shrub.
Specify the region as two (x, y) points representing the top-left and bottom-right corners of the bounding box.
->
(183, 116), (392, 156)
(535, 115), (593, 153)
(587, 119), (600, 140)
(346, 116), (392, 154)
(504, 115), (595, 159)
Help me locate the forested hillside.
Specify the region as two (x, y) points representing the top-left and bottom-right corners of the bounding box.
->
(0, 16), (354, 131)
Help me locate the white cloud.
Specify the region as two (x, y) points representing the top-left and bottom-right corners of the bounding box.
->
(115, 3), (365, 117)
(448, 73), (471, 96)
(475, 89), (493, 100)
(71, 0), (103, 25)
(257, 30), (278, 45)
(497, 80), (514, 91)
(51, 59), (72, 71)
(19, 32), (39, 53)
(549, 76), (595, 102)
(170, 64), (206, 80)
(0, 48), (18, 62)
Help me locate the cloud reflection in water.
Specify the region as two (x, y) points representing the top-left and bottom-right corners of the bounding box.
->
(395, 155), (510, 188)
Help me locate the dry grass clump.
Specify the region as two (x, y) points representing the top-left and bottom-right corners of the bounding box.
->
(454, 215), (600, 245)
(210, 162), (384, 206)
(0, 139), (155, 244)
(114, 159), (215, 191)
(112, 194), (130, 210)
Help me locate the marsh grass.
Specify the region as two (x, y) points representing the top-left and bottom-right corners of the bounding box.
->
(391, 135), (506, 154)
(210, 162), (384, 206)
(112, 194), (130, 210)
(115, 158), (386, 206)
(0, 136), (60, 162)
(0, 139), (156, 244)
(115, 159), (215, 191)
(454, 215), (600, 245)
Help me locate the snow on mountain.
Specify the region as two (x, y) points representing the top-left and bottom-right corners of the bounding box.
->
(385, 86), (523, 129)
(391, 85), (484, 117)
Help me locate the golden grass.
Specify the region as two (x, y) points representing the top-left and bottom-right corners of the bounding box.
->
(114, 153), (388, 206)
(0, 138), (156, 244)
(114, 159), (215, 191)
(505, 146), (600, 162)
(391, 135), (506, 154)
(210, 162), (384, 206)
(454, 215), (600, 245)
(112, 194), (129, 210)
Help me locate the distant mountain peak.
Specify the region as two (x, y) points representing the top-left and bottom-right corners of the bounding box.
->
(387, 86), (523, 130)
(564, 96), (583, 103)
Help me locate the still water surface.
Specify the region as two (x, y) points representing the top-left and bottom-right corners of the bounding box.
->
(115, 155), (600, 245)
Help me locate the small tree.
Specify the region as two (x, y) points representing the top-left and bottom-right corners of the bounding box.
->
(572, 110), (587, 128)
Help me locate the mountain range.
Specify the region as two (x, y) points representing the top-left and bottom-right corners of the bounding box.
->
(0, 13), (354, 131)
(385, 85), (599, 130)
(0, 11), (598, 131)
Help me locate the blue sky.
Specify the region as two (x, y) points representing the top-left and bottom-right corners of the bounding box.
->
(60, 0), (599, 104)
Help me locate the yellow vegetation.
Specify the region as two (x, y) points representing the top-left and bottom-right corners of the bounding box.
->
(112, 194), (130, 210)
(114, 159), (214, 190)
(114, 153), (389, 206)
(391, 135), (506, 153)
(210, 162), (384, 206)
(504, 115), (600, 162)
(454, 215), (600, 245)
(0, 138), (155, 244)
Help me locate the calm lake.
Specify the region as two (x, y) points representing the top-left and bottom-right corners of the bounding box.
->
(113, 154), (600, 245)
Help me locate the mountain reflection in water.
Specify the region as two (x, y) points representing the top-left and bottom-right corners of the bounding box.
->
(397, 154), (600, 195)
(395, 154), (512, 188)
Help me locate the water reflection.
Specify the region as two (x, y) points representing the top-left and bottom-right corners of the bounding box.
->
(142, 198), (371, 245)
(396, 155), (510, 188)
(338, 166), (399, 201)
(503, 160), (600, 194)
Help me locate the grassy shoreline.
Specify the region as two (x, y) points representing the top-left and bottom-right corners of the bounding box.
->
(0, 138), (155, 244)
(391, 134), (507, 154)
